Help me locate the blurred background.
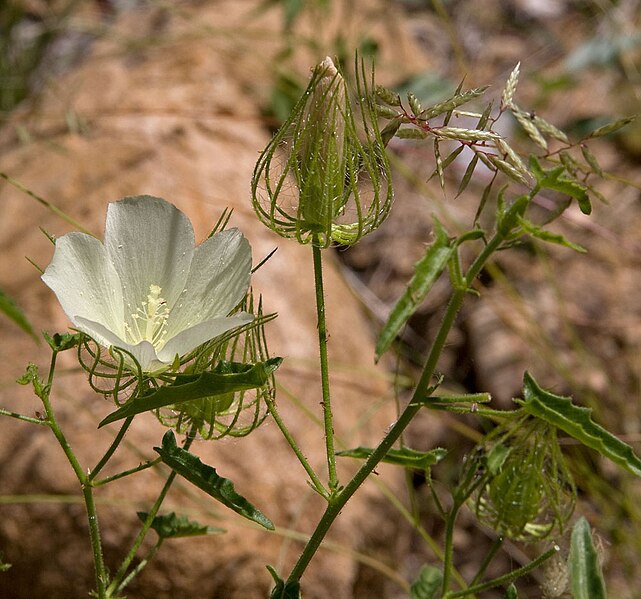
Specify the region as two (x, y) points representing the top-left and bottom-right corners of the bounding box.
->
(0, 1), (640, 597)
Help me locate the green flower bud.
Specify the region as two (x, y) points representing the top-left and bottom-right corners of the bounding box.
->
(467, 417), (576, 543)
(252, 56), (393, 247)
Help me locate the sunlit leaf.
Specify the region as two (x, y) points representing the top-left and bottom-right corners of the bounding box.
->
(517, 372), (641, 478)
(529, 156), (591, 215)
(99, 358), (282, 427)
(569, 517), (606, 599)
(376, 220), (454, 360)
(517, 217), (586, 253)
(154, 431), (274, 530)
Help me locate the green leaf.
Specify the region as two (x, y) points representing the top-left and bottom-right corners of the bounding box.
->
(268, 565), (301, 599)
(517, 217), (587, 252)
(588, 115), (635, 138)
(0, 552), (11, 572)
(337, 446), (447, 472)
(529, 156), (591, 215)
(137, 511), (224, 539)
(569, 517), (606, 599)
(376, 220), (454, 360)
(517, 372), (641, 477)
(410, 564), (443, 599)
(43, 331), (83, 352)
(99, 358), (282, 427)
(505, 583), (519, 598)
(0, 288), (37, 341)
(497, 194), (530, 237)
(16, 363), (48, 400)
(154, 431), (274, 530)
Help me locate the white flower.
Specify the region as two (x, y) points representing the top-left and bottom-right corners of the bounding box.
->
(42, 195), (253, 373)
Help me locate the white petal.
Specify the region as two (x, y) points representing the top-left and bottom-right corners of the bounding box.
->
(104, 196), (195, 312)
(42, 232), (124, 335)
(75, 316), (163, 372)
(166, 229), (252, 337)
(158, 312), (254, 363)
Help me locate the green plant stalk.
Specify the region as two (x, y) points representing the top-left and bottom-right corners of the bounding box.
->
(265, 397), (329, 498)
(444, 546), (559, 598)
(113, 539), (163, 594)
(93, 457), (162, 487)
(312, 240), (339, 492)
(39, 352), (108, 597)
(285, 232), (506, 587)
(0, 407), (48, 425)
(89, 415), (134, 481)
(106, 432), (196, 595)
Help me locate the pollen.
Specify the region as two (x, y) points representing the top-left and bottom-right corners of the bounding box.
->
(123, 284), (170, 348)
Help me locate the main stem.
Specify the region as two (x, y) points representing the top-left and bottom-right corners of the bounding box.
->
(312, 241), (339, 492)
(40, 352), (108, 597)
(285, 233), (504, 587)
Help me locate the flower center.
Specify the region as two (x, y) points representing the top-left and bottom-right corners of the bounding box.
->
(123, 284), (170, 349)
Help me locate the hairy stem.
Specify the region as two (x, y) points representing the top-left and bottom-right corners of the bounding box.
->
(39, 352), (108, 597)
(312, 241), (339, 492)
(285, 232), (505, 587)
(106, 431), (196, 595)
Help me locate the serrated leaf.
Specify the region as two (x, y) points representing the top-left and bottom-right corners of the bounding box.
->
(268, 565), (301, 599)
(410, 564), (443, 599)
(155, 431), (274, 529)
(16, 363), (47, 400)
(569, 517), (606, 599)
(137, 511), (223, 539)
(0, 288), (37, 341)
(517, 372), (641, 478)
(99, 358), (282, 427)
(376, 221), (454, 360)
(517, 217), (587, 252)
(337, 446), (447, 472)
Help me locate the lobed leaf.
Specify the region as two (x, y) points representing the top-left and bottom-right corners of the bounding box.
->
(99, 358), (282, 427)
(529, 156), (591, 215)
(517, 217), (587, 252)
(517, 372), (641, 478)
(375, 221), (454, 360)
(137, 511), (223, 539)
(410, 564), (443, 599)
(569, 517), (606, 599)
(155, 431), (274, 529)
